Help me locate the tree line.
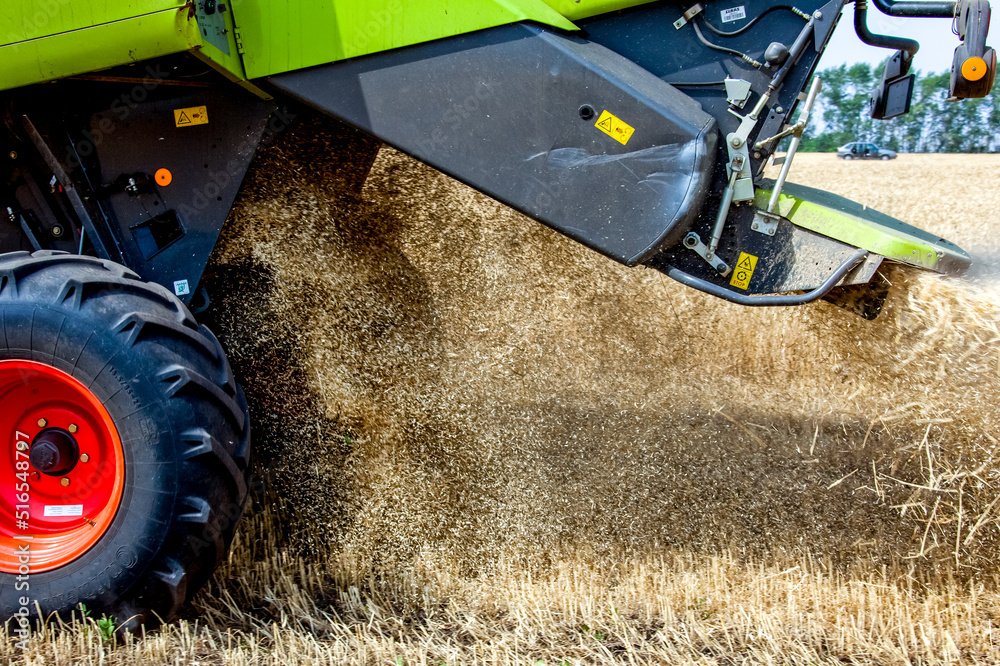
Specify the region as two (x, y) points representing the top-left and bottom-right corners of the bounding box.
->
(799, 63), (1000, 152)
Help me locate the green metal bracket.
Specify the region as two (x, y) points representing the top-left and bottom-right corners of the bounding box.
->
(232, 0), (580, 79)
(0, 7), (200, 92)
(756, 180), (972, 275)
(540, 0), (660, 20)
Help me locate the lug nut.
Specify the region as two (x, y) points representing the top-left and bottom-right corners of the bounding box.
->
(60, 478), (70, 487)
(37, 418), (47, 427)
(68, 424), (78, 434)
(80, 453), (90, 463)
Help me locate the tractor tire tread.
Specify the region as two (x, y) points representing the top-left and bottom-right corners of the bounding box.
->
(0, 251), (250, 627)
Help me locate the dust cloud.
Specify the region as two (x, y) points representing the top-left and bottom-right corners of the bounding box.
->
(204, 113), (1000, 582)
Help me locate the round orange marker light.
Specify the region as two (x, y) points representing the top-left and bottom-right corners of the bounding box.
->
(962, 56), (988, 82)
(154, 168), (173, 187)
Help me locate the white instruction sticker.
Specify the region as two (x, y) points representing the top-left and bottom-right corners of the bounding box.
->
(173, 279), (190, 296)
(44, 505), (84, 517)
(721, 5), (747, 22)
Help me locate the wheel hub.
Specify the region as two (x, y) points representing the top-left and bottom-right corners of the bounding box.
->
(0, 360), (125, 573)
(30, 428), (80, 476)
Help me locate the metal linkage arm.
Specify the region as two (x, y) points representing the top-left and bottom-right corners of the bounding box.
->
(665, 249), (869, 307)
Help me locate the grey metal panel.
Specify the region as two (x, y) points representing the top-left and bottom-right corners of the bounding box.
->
(268, 23), (717, 266)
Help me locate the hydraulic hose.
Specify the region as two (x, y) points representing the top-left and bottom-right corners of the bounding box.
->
(698, 5), (807, 37)
(854, 0), (921, 58)
(691, 19), (762, 67)
(871, 0), (957, 17)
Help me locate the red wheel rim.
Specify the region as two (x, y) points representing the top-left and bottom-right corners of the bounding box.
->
(0, 360), (125, 573)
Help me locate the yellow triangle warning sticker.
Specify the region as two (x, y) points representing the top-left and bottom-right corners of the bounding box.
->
(594, 110), (635, 146)
(729, 252), (758, 290)
(173, 106), (209, 128)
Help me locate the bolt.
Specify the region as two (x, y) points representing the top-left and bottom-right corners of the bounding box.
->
(30, 471), (40, 482)
(752, 223), (759, 230)
(753, 151), (762, 159)
(717, 263), (727, 272)
(80, 453), (90, 463)
(730, 137), (743, 148)
(60, 478), (70, 487)
(775, 106), (784, 114)
(8, 151), (16, 160)
(814, 10), (823, 18)
(68, 424), (78, 434)
(51, 225), (64, 238)
(37, 418), (47, 427)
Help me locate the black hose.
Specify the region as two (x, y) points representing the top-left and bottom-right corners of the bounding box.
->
(698, 5), (805, 38)
(691, 20), (762, 67)
(871, 0), (956, 17)
(854, 0), (920, 58)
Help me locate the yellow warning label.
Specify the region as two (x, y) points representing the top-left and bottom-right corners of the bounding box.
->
(729, 252), (758, 290)
(594, 110), (635, 146)
(173, 106), (208, 128)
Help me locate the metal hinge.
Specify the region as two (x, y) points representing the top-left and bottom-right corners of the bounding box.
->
(233, 27), (245, 55)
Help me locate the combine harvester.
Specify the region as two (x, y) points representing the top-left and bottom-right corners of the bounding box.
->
(0, 0), (992, 629)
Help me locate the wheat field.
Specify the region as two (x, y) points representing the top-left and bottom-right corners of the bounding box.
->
(4, 116), (1000, 663)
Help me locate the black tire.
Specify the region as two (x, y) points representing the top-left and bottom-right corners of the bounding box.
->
(0, 251), (250, 629)
(843, 154), (853, 161)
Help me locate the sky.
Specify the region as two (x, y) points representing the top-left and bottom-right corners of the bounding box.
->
(820, 3), (1000, 73)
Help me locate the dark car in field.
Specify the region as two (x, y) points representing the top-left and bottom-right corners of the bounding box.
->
(837, 142), (898, 160)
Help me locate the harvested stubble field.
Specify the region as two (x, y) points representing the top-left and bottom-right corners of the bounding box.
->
(5, 117), (1000, 664)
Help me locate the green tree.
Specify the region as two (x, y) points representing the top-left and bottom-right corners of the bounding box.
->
(803, 65), (998, 153)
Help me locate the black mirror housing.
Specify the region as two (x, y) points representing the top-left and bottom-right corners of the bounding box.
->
(870, 50), (916, 119)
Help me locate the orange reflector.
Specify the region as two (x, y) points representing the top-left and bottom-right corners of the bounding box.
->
(155, 168), (173, 187)
(962, 56), (988, 81)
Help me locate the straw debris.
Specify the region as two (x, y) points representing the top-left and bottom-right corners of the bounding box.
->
(7, 114), (1000, 662)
